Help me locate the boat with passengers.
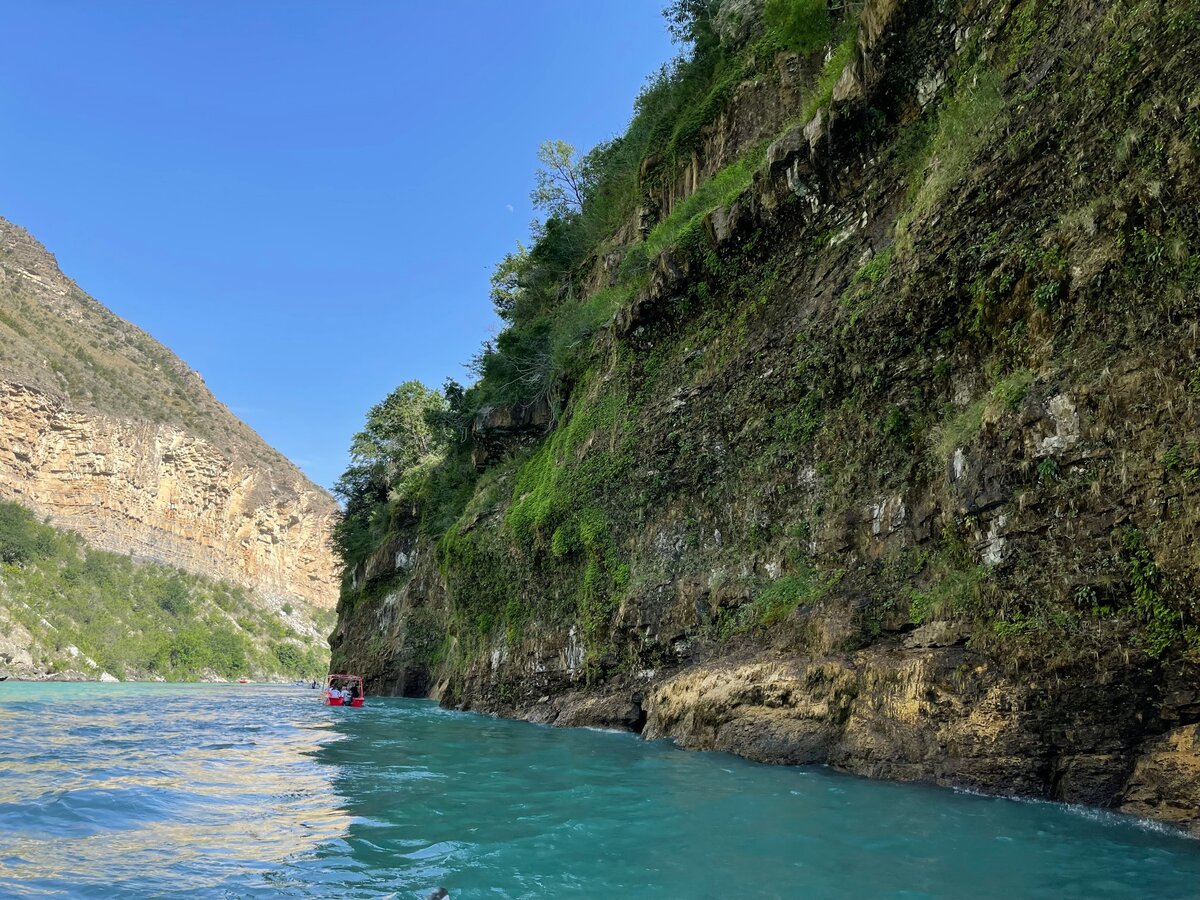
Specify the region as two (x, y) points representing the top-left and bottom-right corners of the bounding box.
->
(324, 673), (365, 707)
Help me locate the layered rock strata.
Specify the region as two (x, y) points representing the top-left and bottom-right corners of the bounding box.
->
(0, 217), (338, 607)
(332, 0), (1200, 836)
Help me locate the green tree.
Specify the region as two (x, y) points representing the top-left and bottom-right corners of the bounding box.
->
(764, 0), (833, 52)
(168, 628), (209, 672)
(344, 381), (446, 499)
(663, 0), (719, 45)
(272, 641), (302, 671)
(531, 140), (588, 217)
(423, 378), (472, 444)
(333, 381), (448, 566)
(206, 628), (249, 677)
(156, 574), (193, 616)
(0, 502), (57, 565)
(489, 242), (530, 321)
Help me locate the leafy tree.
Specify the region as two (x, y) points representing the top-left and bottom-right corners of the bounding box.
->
(206, 627), (249, 677)
(0, 502), (56, 565)
(272, 641), (302, 670)
(331, 462), (390, 564)
(423, 378), (472, 444)
(663, 0), (720, 48)
(490, 243), (529, 321)
(168, 628), (209, 672)
(764, 0), (833, 52)
(531, 140), (589, 217)
(156, 575), (193, 616)
(343, 381), (447, 498)
(663, 0), (712, 41)
(333, 381), (448, 566)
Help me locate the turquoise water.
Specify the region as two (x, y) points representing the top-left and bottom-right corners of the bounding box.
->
(0, 683), (1197, 898)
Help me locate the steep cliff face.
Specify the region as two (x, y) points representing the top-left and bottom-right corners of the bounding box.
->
(0, 218), (338, 609)
(0, 380), (336, 607)
(332, 0), (1200, 834)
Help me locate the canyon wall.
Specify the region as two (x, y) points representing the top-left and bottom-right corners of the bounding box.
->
(0, 379), (336, 607)
(331, 0), (1200, 834)
(0, 217), (338, 609)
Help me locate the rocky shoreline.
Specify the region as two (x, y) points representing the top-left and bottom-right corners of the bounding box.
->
(435, 644), (1200, 839)
(333, 549), (1200, 837)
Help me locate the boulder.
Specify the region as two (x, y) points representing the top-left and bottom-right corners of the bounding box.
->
(1120, 725), (1200, 836)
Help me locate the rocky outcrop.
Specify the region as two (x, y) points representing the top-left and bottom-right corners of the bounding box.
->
(330, 536), (447, 696)
(398, 624), (1198, 835)
(0, 607), (35, 674)
(469, 400), (552, 469)
(0, 217), (338, 608)
(640, 649), (1165, 808)
(1120, 725), (1200, 834)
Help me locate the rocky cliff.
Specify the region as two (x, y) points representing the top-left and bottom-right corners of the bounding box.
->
(0, 217), (338, 609)
(331, 0), (1200, 834)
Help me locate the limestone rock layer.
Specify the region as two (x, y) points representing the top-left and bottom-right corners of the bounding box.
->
(0, 217), (338, 608)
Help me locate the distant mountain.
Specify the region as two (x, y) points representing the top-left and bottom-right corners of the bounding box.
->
(0, 216), (339, 679)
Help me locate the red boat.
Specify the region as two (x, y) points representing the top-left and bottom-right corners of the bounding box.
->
(324, 673), (365, 707)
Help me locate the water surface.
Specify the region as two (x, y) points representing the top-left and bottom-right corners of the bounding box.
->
(0, 682), (1196, 898)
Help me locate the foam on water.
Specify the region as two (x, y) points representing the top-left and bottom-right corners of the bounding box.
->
(0, 682), (1197, 898)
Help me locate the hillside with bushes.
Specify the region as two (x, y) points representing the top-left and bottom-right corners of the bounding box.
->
(0, 500), (331, 681)
(330, 0), (1200, 833)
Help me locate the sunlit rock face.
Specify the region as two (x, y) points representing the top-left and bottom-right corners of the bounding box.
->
(0, 218), (338, 609)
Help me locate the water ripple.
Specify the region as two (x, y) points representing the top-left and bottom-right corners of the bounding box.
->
(0, 682), (1198, 898)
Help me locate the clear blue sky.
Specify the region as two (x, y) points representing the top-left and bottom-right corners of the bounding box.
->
(0, 2), (676, 489)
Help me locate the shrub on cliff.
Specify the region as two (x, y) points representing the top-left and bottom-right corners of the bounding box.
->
(331, 0), (859, 599)
(763, 0), (832, 52)
(0, 502), (59, 565)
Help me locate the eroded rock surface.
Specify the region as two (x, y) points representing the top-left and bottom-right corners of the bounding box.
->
(0, 217), (338, 608)
(1121, 726), (1200, 834)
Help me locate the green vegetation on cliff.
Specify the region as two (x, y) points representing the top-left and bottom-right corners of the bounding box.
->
(0, 500), (330, 680)
(334, 0), (851, 579)
(333, 0), (1200, 712)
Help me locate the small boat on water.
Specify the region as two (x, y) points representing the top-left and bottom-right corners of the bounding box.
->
(324, 673), (365, 707)
(237, 677), (249, 684)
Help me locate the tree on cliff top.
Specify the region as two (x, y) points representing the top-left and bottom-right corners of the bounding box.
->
(531, 140), (589, 218)
(663, 0), (719, 46)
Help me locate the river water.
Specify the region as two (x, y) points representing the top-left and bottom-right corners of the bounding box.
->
(0, 682), (1197, 898)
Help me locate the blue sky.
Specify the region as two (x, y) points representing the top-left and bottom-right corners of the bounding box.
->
(0, 2), (676, 489)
